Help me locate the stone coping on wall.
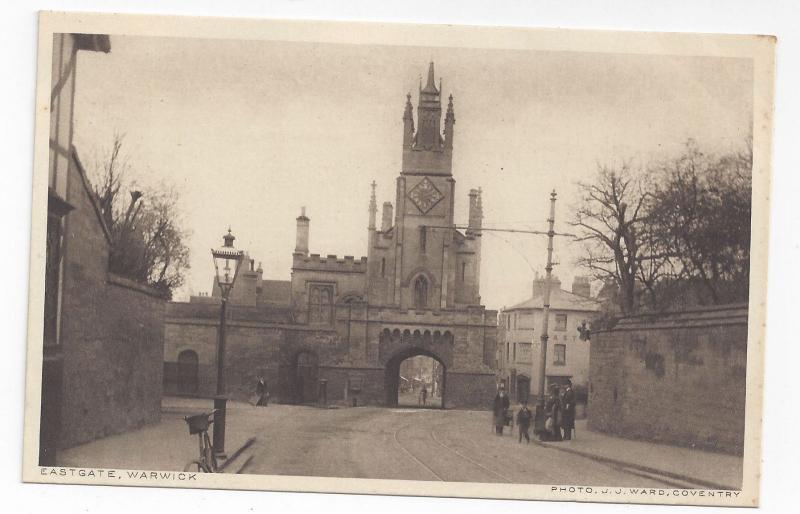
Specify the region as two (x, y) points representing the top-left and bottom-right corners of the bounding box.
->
(164, 317), (336, 332)
(166, 301), (294, 323)
(106, 272), (167, 299)
(597, 303), (748, 333)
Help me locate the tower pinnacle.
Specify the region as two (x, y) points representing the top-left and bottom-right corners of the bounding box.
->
(403, 93), (415, 147)
(422, 61), (438, 94)
(368, 181), (377, 230)
(444, 93), (455, 149)
(414, 61), (443, 150)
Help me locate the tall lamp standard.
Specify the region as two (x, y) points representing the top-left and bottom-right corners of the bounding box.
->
(534, 191), (557, 438)
(211, 228), (243, 458)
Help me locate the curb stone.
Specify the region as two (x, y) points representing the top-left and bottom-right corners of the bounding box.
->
(217, 437), (256, 473)
(535, 440), (738, 490)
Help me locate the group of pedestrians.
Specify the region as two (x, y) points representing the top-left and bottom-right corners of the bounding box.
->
(492, 380), (576, 443)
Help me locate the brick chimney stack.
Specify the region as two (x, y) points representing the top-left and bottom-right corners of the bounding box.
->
(572, 276), (592, 298)
(381, 202), (393, 232)
(467, 188), (483, 236)
(294, 206), (310, 256)
(532, 273), (561, 297)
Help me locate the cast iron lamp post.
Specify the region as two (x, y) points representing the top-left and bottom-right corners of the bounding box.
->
(210, 228), (243, 458)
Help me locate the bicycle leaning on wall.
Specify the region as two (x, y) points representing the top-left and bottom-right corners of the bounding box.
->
(184, 410), (218, 473)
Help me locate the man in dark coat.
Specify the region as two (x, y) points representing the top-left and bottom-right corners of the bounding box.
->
(561, 380), (576, 440)
(492, 388), (510, 435)
(516, 401), (533, 443)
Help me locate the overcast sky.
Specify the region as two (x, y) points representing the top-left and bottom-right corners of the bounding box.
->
(71, 35), (752, 310)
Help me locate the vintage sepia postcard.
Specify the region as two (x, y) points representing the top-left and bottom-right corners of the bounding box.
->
(24, 11), (774, 507)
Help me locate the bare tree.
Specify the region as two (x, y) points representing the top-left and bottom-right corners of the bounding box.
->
(571, 163), (656, 315)
(94, 134), (128, 230)
(93, 135), (190, 299)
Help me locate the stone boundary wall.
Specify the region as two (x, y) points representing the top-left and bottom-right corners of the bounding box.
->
(60, 271), (165, 449)
(57, 147), (166, 450)
(588, 304), (748, 455)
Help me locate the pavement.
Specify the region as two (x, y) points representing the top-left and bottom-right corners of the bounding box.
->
(56, 398), (742, 489)
(538, 420), (742, 490)
(57, 397), (257, 473)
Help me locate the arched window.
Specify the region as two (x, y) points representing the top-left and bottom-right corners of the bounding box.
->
(414, 276), (428, 309)
(309, 284), (333, 324)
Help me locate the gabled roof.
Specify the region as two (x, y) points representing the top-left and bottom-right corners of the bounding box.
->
(506, 287), (601, 313)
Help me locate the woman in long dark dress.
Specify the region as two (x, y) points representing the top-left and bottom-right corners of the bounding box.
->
(256, 377), (269, 406)
(544, 385), (562, 441)
(492, 389), (510, 435)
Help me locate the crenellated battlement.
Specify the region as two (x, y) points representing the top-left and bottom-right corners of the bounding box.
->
(292, 253), (368, 273)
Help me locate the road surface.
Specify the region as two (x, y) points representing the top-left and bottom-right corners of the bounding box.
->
(237, 405), (671, 486)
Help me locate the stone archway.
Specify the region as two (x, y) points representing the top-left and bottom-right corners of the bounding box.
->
(384, 346), (447, 409)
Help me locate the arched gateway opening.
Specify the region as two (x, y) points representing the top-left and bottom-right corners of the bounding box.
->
(385, 348), (446, 408)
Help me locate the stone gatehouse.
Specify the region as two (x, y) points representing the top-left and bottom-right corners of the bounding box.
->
(164, 63), (498, 409)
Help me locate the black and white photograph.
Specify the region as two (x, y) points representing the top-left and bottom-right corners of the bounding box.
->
(21, 10), (775, 507)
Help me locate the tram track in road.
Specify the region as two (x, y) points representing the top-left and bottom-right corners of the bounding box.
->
(428, 429), (512, 483)
(391, 415), (512, 483)
(392, 423), (445, 481)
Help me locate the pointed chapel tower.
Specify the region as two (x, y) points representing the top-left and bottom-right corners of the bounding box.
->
(401, 62), (454, 176)
(390, 62), (458, 309)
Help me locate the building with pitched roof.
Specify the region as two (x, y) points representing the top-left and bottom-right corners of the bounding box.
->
(497, 275), (600, 403)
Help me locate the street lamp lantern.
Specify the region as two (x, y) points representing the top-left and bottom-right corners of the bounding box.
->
(209, 227), (243, 459)
(212, 228), (244, 300)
